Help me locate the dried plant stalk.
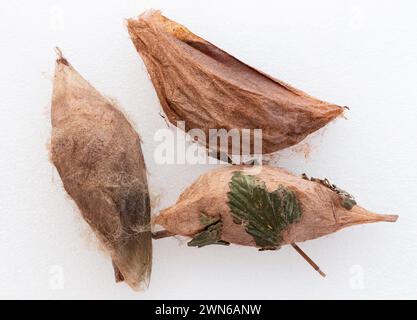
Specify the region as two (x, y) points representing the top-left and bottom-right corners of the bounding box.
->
(50, 50), (151, 290)
(155, 165), (398, 248)
(128, 10), (344, 155)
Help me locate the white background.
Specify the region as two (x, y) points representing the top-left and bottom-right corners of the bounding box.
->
(1, 0), (416, 299)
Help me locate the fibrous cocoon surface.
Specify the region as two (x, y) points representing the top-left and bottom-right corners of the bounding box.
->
(50, 52), (152, 290)
(128, 10), (344, 155)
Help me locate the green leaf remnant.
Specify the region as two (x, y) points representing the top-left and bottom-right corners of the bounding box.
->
(188, 213), (230, 248)
(228, 171), (302, 249)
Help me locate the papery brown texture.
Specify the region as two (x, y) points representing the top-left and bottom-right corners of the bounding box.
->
(50, 54), (151, 290)
(127, 10), (344, 155)
(155, 165), (397, 247)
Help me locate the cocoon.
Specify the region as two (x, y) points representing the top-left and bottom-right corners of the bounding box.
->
(128, 10), (344, 156)
(156, 165), (397, 249)
(50, 51), (152, 289)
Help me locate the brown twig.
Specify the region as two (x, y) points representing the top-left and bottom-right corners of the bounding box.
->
(54, 46), (63, 59)
(291, 243), (326, 277)
(153, 231), (325, 278)
(152, 230), (175, 240)
(54, 46), (69, 65)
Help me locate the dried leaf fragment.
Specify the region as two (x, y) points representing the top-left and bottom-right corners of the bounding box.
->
(127, 10), (345, 155)
(301, 173), (357, 210)
(188, 217), (230, 248)
(50, 51), (151, 290)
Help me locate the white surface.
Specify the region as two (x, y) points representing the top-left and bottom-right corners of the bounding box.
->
(1, 0), (416, 299)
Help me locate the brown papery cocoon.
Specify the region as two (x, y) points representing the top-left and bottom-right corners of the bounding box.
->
(50, 52), (151, 290)
(155, 165), (398, 247)
(127, 10), (344, 155)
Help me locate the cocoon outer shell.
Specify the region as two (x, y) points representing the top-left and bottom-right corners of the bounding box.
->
(156, 165), (398, 248)
(50, 54), (151, 290)
(128, 10), (344, 155)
